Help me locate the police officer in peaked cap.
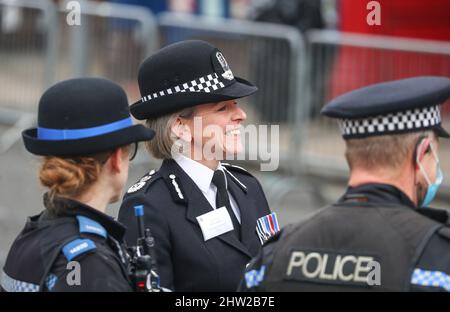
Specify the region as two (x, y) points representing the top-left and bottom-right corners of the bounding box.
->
(240, 76), (450, 292)
(118, 40), (275, 291)
(1, 78), (155, 292)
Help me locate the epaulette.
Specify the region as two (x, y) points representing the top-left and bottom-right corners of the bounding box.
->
(62, 238), (96, 261)
(127, 169), (158, 194)
(76, 216), (107, 239)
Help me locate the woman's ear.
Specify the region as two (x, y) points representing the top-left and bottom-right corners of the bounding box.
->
(109, 147), (125, 173)
(171, 117), (192, 142)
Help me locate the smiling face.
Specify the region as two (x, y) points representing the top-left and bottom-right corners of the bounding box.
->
(180, 100), (247, 161)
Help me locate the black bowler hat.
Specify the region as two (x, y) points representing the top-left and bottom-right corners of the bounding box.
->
(130, 40), (258, 120)
(22, 78), (155, 156)
(321, 76), (450, 139)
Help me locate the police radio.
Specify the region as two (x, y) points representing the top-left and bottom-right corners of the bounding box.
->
(128, 205), (161, 292)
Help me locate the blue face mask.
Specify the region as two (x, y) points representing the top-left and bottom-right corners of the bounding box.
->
(417, 142), (444, 207)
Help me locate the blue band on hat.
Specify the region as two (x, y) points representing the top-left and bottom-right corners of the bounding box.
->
(37, 117), (133, 141)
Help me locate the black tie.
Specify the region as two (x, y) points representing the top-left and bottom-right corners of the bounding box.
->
(212, 170), (241, 240)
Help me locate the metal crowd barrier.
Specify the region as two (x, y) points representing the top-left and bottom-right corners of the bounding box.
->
(52, 0), (157, 86)
(0, 0), (55, 153)
(0, 0), (158, 154)
(2, 1), (450, 195)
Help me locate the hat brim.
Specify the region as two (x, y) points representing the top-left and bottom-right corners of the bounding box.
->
(22, 124), (155, 156)
(434, 124), (450, 138)
(130, 76), (257, 120)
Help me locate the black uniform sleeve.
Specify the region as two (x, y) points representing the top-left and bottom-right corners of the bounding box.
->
(118, 192), (174, 291)
(50, 251), (132, 292)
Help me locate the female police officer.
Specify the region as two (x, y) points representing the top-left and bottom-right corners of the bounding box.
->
(118, 40), (274, 291)
(1, 78), (154, 292)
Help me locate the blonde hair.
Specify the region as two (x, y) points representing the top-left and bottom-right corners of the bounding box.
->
(145, 107), (195, 159)
(345, 131), (431, 171)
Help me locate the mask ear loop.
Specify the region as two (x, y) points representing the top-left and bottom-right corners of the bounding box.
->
(428, 142), (440, 166)
(415, 136), (432, 186)
(428, 141), (443, 185)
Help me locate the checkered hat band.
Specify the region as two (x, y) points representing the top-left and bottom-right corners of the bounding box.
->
(411, 268), (450, 291)
(338, 105), (441, 137)
(141, 72), (226, 103)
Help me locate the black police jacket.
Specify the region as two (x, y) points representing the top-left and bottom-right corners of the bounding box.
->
(1, 195), (132, 292)
(118, 159), (271, 291)
(240, 183), (450, 292)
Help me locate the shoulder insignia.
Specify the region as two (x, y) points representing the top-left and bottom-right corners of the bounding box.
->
(62, 238), (96, 261)
(76, 216), (107, 238)
(163, 173), (187, 205)
(127, 169), (157, 194)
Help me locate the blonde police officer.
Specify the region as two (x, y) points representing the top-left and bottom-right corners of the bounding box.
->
(118, 40), (275, 292)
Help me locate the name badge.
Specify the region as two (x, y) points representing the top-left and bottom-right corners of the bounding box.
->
(196, 207), (234, 241)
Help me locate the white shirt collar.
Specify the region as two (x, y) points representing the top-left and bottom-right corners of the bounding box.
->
(173, 154), (226, 193)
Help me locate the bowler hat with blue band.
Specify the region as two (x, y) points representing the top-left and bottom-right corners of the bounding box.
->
(321, 76), (450, 139)
(22, 78), (155, 156)
(130, 40), (258, 120)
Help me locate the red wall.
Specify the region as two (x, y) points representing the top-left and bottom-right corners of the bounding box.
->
(328, 0), (450, 113)
(340, 0), (450, 41)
